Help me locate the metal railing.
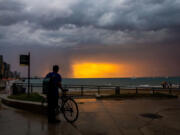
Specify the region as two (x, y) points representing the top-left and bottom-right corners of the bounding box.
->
(12, 82), (180, 97)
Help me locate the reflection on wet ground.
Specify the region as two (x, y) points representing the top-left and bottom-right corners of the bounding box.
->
(0, 103), (81, 135)
(1, 98), (180, 135)
(75, 98), (97, 104)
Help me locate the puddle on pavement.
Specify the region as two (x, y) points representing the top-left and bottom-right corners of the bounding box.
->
(75, 98), (97, 104)
(141, 113), (163, 119)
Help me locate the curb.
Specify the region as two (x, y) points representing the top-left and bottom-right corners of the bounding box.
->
(0, 94), (99, 115)
(0, 94), (47, 114)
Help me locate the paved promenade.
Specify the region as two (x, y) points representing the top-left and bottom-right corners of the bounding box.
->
(0, 97), (180, 135)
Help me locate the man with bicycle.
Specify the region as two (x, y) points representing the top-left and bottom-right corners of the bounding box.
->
(45, 65), (63, 123)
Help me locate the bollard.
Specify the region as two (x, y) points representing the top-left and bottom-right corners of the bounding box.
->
(169, 88), (172, 94)
(98, 86), (100, 95)
(136, 87), (138, 94)
(152, 88), (155, 95)
(115, 86), (120, 95)
(81, 86), (84, 96)
(31, 84), (33, 93)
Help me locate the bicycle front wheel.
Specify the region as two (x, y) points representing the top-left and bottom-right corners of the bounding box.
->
(62, 98), (79, 123)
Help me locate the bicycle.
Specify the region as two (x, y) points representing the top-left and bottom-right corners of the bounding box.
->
(42, 89), (79, 123)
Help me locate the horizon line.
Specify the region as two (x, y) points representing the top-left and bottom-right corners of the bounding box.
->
(20, 76), (180, 79)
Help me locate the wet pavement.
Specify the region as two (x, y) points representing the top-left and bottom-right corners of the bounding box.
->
(1, 98), (180, 135)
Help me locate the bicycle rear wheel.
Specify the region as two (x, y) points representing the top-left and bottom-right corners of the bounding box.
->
(62, 98), (79, 123)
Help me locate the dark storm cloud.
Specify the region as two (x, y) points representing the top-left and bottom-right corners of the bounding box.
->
(0, 0), (26, 26)
(32, 0), (180, 32)
(0, 0), (180, 77)
(0, 0), (23, 11)
(1, 0), (180, 31)
(31, 0), (180, 31)
(0, 0), (179, 41)
(0, 0), (179, 47)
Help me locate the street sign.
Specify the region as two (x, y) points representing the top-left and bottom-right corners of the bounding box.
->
(19, 53), (31, 96)
(20, 55), (29, 65)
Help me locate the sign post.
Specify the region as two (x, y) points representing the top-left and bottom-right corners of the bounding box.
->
(20, 53), (30, 96)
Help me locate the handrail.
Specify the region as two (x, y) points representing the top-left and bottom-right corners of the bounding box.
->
(12, 82), (180, 96)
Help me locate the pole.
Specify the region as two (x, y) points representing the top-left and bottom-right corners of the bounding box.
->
(136, 87), (138, 94)
(98, 86), (100, 95)
(81, 86), (83, 96)
(28, 52), (30, 96)
(169, 88), (172, 94)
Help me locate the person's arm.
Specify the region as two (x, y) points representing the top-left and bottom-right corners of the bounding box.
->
(57, 74), (64, 91)
(58, 81), (64, 91)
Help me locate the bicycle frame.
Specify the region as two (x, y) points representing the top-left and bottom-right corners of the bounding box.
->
(42, 89), (79, 123)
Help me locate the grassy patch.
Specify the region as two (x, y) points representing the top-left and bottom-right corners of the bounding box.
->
(8, 93), (44, 102)
(97, 93), (178, 100)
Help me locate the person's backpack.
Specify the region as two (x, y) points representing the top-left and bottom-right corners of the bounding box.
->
(42, 77), (50, 94)
(42, 75), (56, 94)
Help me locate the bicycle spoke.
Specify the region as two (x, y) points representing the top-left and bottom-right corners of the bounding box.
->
(62, 98), (79, 123)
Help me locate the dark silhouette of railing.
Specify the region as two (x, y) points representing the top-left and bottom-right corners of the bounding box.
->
(13, 82), (180, 97)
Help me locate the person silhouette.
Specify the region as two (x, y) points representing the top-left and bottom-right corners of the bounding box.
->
(45, 65), (63, 123)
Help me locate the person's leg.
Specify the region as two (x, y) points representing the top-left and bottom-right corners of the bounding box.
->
(52, 97), (59, 119)
(48, 98), (60, 123)
(47, 94), (56, 121)
(48, 101), (55, 121)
